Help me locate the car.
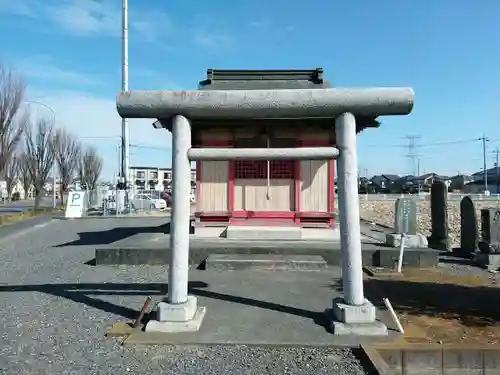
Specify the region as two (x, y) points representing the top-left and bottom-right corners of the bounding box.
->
(161, 191), (172, 206)
(131, 193), (167, 210)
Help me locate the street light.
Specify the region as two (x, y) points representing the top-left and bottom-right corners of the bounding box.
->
(26, 100), (57, 209)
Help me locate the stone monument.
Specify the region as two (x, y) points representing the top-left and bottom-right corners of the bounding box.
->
(456, 196), (478, 258)
(428, 181), (451, 250)
(476, 208), (500, 271)
(385, 197), (427, 248)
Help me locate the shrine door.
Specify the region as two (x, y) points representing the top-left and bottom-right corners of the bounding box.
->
(233, 137), (296, 214)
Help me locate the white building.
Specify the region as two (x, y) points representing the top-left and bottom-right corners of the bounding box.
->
(129, 166), (196, 191)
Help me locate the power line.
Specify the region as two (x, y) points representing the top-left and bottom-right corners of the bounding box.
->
(365, 136), (500, 149)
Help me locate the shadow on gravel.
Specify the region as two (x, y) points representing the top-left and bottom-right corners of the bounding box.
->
(54, 222), (171, 247)
(0, 281), (327, 329)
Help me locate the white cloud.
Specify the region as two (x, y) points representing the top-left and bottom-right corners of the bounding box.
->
(0, 0), (172, 42)
(27, 87), (172, 147)
(24, 87), (173, 179)
(15, 57), (103, 86)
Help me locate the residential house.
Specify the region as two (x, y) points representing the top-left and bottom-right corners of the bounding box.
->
(369, 174), (401, 193)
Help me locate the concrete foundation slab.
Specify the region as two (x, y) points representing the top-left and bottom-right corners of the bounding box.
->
(329, 321), (388, 336)
(475, 252), (500, 271)
(226, 225), (302, 240)
(104, 269), (399, 347)
(145, 306), (206, 333)
(205, 254), (327, 271)
(94, 233), (440, 268)
(385, 233), (428, 248)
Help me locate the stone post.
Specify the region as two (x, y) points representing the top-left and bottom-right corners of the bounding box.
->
(329, 112), (387, 336)
(335, 112), (364, 306)
(146, 115), (206, 332)
(169, 114), (192, 304)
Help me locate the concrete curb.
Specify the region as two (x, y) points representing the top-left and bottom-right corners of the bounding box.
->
(360, 344), (394, 375)
(361, 343), (500, 375)
(54, 214), (173, 220)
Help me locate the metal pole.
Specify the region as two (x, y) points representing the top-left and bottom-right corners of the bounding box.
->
(495, 148), (499, 194)
(482, 134), (488, 192)
(417, 157), (421, 194)
(335, 112), (364, 306)
(121, 0), (130, 192)
(168, 115), (192, 304)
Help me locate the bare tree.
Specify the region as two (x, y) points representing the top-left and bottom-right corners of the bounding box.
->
(0, 63), (28, 177)
(79, 146), (102, 190)
(18, 151), (33, 199)
(54, 128), (81, 205)
(4, 154), (19, 200)
(24, 118), (56, 209)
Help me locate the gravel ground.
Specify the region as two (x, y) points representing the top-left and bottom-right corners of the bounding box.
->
(0, 218), (371, 375)
(359, 196), (500, 246)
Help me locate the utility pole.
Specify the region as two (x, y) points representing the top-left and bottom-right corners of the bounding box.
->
(481, 134), (489, 193)
(493, 147), (499, 193)
(417, 157), (421, 194)
(121, 0), (130, 192)
(404, 135), (421, 176)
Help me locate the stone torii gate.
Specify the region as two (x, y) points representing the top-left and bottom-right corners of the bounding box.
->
(116, 86), (414, 335)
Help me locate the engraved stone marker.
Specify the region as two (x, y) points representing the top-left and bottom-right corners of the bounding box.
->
(478, 208), (500, 254)
(394, 198), (417, 235)
(428, 181), (450, 250)
(459, 196), (478, 256)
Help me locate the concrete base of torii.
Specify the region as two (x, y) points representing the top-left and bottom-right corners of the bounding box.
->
(145, 296), (207, 333)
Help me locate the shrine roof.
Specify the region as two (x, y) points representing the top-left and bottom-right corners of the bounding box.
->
(199, 69), (331, 90)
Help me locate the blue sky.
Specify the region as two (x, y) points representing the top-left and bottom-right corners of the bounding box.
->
(1, 0), (499, 179)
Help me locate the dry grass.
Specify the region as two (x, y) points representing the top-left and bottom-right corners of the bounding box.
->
(0, 206), (63, 227)
(366, 268), (500, 346)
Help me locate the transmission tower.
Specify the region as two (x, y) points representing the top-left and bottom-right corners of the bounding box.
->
(404, 135), (421, 176)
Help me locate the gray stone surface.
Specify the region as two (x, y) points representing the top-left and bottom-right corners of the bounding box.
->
(0, 217), (391, 374)
(428, 181), (451, 251)
(116, 87), (415, 120)
(478, 208), (500, 254)
(385, 233), (428, 248)
(146, 306), (207, 333)
(459, 196), (478, 256)
(394, 198), (417, 235)
(205, 254), (327, 271)
(332, 298), (376, 324)
(156, 295), (198, 322)
(329, 321), (388, 336)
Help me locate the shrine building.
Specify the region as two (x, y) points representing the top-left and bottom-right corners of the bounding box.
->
(188, 69), (380, 239)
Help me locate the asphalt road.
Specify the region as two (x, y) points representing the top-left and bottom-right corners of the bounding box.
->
(0, 197), (55, 215)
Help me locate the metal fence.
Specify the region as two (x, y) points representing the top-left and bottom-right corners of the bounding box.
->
(82, 188), (172, 217)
